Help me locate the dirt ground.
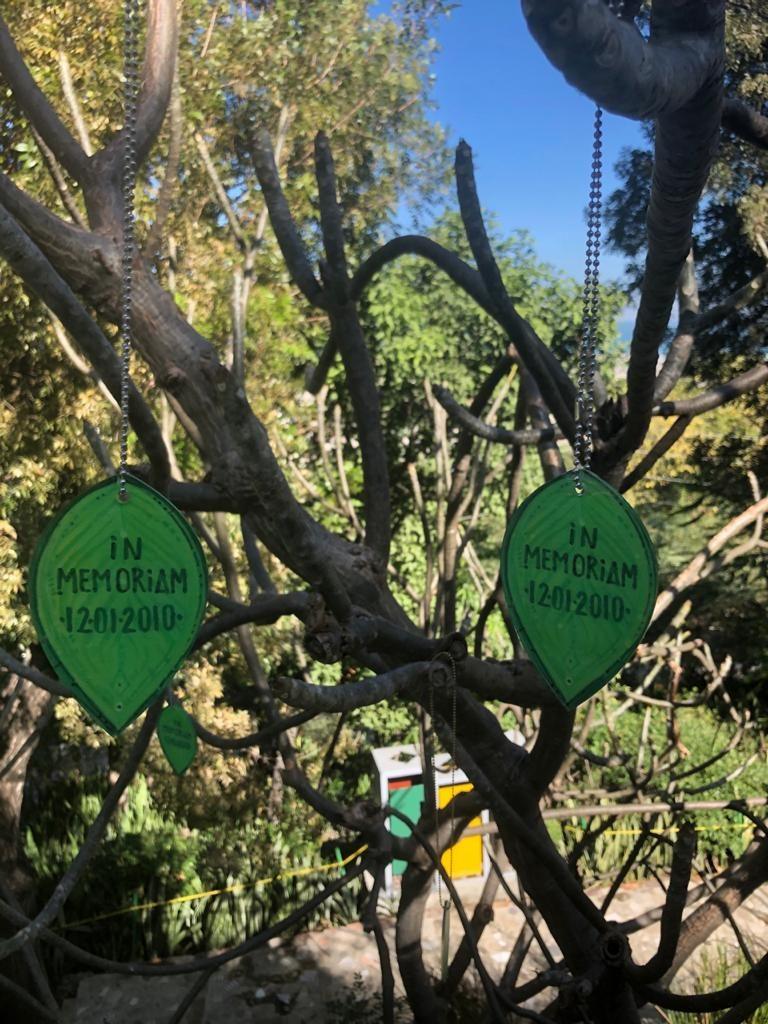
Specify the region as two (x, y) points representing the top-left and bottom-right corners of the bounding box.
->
(60, 873), (768, 1022)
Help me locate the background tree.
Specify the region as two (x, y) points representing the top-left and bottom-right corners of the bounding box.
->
(0, 2), (767, 1023)
(606, 0), (768, 721)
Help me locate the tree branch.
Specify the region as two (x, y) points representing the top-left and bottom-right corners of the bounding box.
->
(1, 175), (359, 623)
(390, 803), (507, 1023)
(29, 126), (86, 227)
(194, 129), (247, 250)
(102, 0), (178, 174)
(168, 969), (216, 1024)
(0, 649), (71, 699)
(304, 333), (338, 394)
(620, 415), (691, 492)
(433, 383), (561, 445)
(616, 3), (725, 456)
(0, 202), (170, 489)
(338, 615), (467, 666)
(250, 128), (326, 307)
(187, 706), (317, 752)
(352, 233), (492, 308)
(653, 249), (700, 401)
(0, 14), (88, 181)
(722, 97), (768, 150)
(625, 822), (696, 983)
(441, 718), (608, 937)
(0, 974), (58, 1023)
(459, 656), (560, 708)
(444, 858), (501, 994)
(454, 140), (577, 441)
(273, 662), (431, 712)
(0, 167), (112, 298)
(352, 232), (576, 412)
(0, 878), (59, 1015)
(522, 0), (724, 119)
(664, 840), (768, 982)
(194, 593), (312, 649)
(160, 480), (239, 512)
(526, 3), (727, 459)
(654, 363), (768, 418)
(0, 861), (366, 977)
(314, 132), (391, 561)
(695, 267), (768, 334)
(644, 955), (768, 1014)
(58, 49), (93, 156)
(526, 706), (576, 795)
(656, 258), (768, 403)
(145, 62), (183, 258)
(314, 132), (349, 289)
(0, 701), (161, 963)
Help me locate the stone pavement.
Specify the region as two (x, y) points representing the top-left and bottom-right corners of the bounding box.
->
(61, 874), (768, 1023)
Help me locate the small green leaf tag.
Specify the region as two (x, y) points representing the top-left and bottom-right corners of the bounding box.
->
(157, 704), (198, 774)
(501, 470), (657, 708)
(29, 475), (208, 735)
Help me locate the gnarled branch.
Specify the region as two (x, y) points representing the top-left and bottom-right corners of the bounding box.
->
(433, 383), (561, 446)
(273, 662), (431, 712)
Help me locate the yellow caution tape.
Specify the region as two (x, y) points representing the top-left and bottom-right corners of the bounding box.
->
(61, 820), (755, 929)
(62, 844), (368, 929)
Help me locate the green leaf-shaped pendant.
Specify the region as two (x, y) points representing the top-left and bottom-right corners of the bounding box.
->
(501, 470), (657, 708)
(157, 704), (198, 774)
(29, 475), (208, 735)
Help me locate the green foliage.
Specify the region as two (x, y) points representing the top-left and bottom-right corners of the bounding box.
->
(0, 278), (106, 644)
(25, 771), (360, 964)
(553, 700), (768, 882)
(669, 946), (768, 1024)
(359, 212), (622, 512)
(348, 212), (623, 635)
(628, 392), (768, 710)
(362, 211), (624, 429)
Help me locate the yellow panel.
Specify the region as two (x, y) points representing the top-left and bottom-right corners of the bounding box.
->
(438, 781), (483, 878)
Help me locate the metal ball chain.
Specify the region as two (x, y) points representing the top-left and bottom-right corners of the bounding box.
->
(430, 654), (457, 911)
(573, 0), (625, 492)
(119, 0), (141, 501)
(572, 105), (604, 493)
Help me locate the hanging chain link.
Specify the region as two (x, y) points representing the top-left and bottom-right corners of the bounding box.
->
(430, 653), (457, 910)
(119, 0), (141, 500)
(572, 0), (626, 491)
(572, 104), (603, 493)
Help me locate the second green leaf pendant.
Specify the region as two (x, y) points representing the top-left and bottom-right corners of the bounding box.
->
(501, 471), (657, 708)
(158, 704), (198, 774)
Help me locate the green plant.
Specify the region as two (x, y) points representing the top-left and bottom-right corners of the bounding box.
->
(552, 699), (768, 883)
(668, 946), (768, 1023)
(24, 772), (362, 968)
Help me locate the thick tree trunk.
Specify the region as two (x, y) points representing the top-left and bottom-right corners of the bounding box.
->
(0, 671), (54, 1018)
(0, 674), (52, 896)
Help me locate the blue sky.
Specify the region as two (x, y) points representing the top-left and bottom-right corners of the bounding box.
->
(410, 1), (647, 286)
